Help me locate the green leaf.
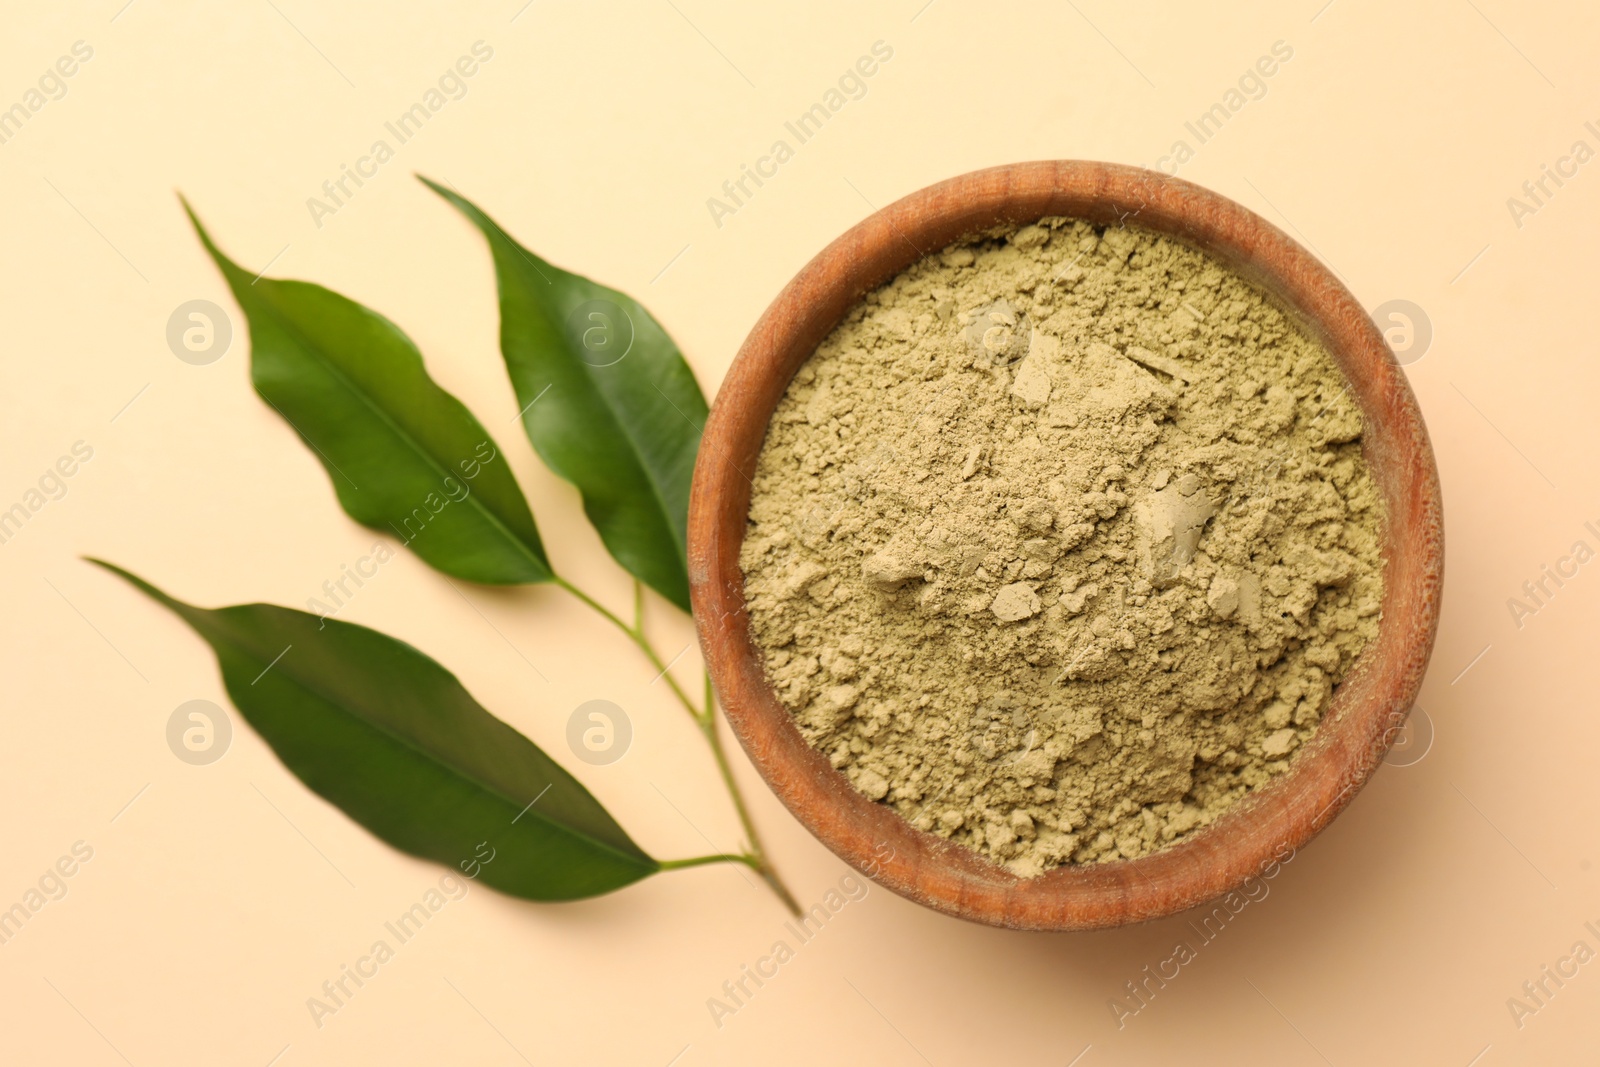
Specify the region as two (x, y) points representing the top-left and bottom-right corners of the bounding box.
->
(185, 199), (552, 586)
(421, 177), (708, 612)
(91, 559), (657, 900)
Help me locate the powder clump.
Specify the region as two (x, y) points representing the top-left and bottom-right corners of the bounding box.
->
(740, 218), (1385, 875)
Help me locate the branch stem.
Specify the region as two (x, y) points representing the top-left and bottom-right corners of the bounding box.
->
(659, 852), (759, 872)
(699, 674), (801, 915)
(555, 577), (699, 722)
(558, 577), (800, 916)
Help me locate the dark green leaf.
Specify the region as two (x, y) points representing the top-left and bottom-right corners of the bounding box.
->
(92, 559), (657, 900)
(185, 200), (552, 586)
(421, 178), (707, 612)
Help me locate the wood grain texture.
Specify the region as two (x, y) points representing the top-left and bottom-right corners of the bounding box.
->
(687, 161), (1444, 931)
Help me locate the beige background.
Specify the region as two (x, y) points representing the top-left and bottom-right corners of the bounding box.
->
(2, 1), (1596, 1063)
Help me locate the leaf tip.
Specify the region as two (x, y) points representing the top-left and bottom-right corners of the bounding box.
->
(178, 194), (210, 244)
(83, 554), (128, 579)
(84, 557), (182, 611)
(418, 174), (466, 212)
(179, 198), (248, 285)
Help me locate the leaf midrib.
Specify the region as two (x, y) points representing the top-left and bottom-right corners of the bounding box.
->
(510, 265), (691, 573)
(260, 284), (548, 579)
(429, 183), (690, 588)
(217, 610), (650, 870)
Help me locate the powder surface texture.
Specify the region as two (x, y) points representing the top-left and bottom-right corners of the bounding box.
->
(740, 218), (1384, 875)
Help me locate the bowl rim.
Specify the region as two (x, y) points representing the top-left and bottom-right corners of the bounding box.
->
(687, 160), (1444, 931)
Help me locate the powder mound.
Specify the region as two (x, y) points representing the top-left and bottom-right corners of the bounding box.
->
(740, 218), (1385, 875)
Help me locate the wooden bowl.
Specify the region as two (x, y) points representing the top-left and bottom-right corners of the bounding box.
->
(688, 161), (1443, 931)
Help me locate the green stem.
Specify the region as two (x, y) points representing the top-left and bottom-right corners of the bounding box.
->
(659, 852), (759, 872)
(557, 577), (801, 916)
(555, 576), (699, 721)
(700, 673), (802, 916)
